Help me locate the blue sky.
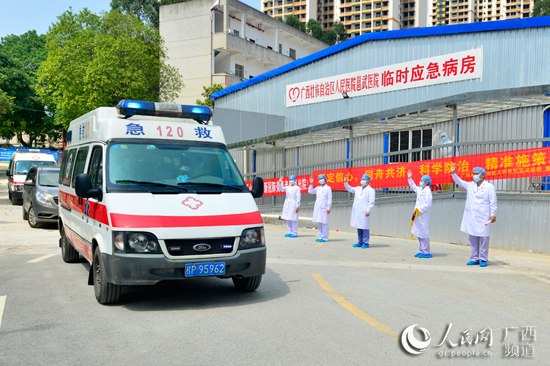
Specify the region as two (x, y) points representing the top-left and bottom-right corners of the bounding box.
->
(0, 0), (261, 40)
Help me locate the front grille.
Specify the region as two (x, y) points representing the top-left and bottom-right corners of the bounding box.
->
(164, 237), (235, 256)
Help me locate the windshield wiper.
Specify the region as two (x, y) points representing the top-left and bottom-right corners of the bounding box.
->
(115, 180), (190, 192)
(178, 182), (243, 191)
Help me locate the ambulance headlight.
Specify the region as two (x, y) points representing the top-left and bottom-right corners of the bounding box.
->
(113, 232), (161, 254)
(238, 227), (265, 249)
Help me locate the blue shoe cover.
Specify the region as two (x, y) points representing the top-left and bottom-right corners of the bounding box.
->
(467, 261), (479, 265)
(289, 234), (297, 238)
(420, 253), (433, 258)
(414, 252), (422, 257)
(284, 234), (291, 237)
(352, 243), (362, 248)
(315, 239), (321, 242)
(361, 244), (369, 248)
(479, 261), (488, 267)
(318, 239), (327, 242)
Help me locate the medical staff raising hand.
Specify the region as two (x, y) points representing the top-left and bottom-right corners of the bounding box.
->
(407, 170), (433, 258)
(451, 163), (497, 267)
(344, 174), (375, 248)
(278, 175), (301, 238)
(309, 174), (332, 242)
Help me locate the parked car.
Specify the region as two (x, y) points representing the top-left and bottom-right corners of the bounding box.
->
(22, 166), (60, 228)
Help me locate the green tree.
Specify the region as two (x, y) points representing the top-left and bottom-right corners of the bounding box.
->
(532, 0), (550, 17)
(196, 84), (224, 107)
(332, 21), (348, 44)
(0, 33), (59, 147)
(36, 8), (184, 129)
(285, 15), (306, 32)
(306, 19), (324, 42)
(0, 74), (14, 114)
(1, 31), (47, 82)
(111, 0), (190, 28)
(323, 29), (337, 46)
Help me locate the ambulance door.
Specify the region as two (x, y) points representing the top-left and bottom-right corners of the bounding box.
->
(59, 148), (78, 234)
(81, 145), (105, 249)
(68, 146), (91, 257)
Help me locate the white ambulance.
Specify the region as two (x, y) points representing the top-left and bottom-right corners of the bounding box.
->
(58, 100), (265, 304)
(6, 150), (57, 205)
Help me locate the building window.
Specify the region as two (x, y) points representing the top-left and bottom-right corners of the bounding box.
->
(289, 48), (296, 59)
(389, 129), (432, 163)
(279, 43), (282, 53)
(235, 64), (244, 78)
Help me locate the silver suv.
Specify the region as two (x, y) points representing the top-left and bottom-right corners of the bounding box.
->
(22, 167), (60, 228)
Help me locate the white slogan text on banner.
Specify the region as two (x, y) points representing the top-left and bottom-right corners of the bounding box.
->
(285, 48), (483, 107)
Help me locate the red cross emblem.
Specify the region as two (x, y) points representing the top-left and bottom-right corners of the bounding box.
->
(182, 197), (203, 210)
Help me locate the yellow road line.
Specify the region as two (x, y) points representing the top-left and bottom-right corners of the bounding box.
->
(312, 273), (399, 341)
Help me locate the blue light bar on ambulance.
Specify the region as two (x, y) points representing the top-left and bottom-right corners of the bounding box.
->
(116, 100), (212, 123)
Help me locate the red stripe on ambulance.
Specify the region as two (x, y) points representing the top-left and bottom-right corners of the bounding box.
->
(110, 211), (263, 228)
(59, 191), (109, 226)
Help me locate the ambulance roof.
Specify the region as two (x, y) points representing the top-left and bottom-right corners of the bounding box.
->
(11, 152), (56, 162)
(66, 106), (226, 148)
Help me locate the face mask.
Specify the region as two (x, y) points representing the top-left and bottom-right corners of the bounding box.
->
(473, 174), (481, 183)
(419, 181), (425, 188)
(361, 180), (367, 187)
(319, 179), (326, 185)
(442, 137), (448, 143)
(289, 180), (296, 186)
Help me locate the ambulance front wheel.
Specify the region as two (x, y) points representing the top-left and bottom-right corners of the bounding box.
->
(93, 248), (121, 304)
(232, 275), (262, 292)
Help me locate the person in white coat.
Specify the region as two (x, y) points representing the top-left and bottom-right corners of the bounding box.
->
(407, 171), (433, 258)
(451, 164), (497, 267)
(344, 173), (375, 248)
(278, 175), (301, 238)
(308, 174), (332, 242)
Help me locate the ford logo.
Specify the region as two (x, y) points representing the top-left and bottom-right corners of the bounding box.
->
(193, 244), (211, 252)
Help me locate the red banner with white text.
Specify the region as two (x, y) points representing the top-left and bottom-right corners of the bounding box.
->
(246, 147), (550, 195)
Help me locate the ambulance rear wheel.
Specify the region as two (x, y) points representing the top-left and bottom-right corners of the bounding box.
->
(232, 275), (262, 292)
(61, 228), (79, 263)
(93, 248), (121, 304)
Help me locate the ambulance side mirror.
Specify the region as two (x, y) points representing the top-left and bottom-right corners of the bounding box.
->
(250, 177), (264, 198)
(75, 173), (103, 201)
(6, 171), (10, 177)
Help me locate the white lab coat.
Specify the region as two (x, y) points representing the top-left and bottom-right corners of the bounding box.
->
(452, 173), (497, 237)
(308, 184), (332, 224)
(344, 181), (375, 230)
(278, 182), (301, 221)
(408, 178), (432, 238)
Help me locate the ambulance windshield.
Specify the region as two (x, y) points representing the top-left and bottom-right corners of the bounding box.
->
(107, 142), (246, 193)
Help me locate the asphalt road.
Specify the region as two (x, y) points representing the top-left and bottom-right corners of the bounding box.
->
(1, 163), (549, 365)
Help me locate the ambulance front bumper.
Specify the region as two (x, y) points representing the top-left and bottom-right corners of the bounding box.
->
(102, 247), (266, 285)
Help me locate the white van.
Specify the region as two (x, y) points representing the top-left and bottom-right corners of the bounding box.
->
(58, 100), (265, 304)
(6, 151), (56, 205)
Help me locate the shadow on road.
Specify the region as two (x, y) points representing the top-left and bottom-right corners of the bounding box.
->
(76, 261), (289, 310)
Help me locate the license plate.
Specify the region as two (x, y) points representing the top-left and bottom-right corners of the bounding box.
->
(185, 262), (226, 277)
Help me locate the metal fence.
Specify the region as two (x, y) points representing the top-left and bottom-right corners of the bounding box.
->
(243, 138), (550, 208)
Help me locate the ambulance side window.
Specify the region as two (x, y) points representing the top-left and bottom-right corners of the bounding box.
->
(58, 152), (69, 184)
(71, 147), (89, 188)
(88, 146), (103, 190)
(62, 149), (78, 186)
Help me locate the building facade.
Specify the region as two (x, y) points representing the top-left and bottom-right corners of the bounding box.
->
(430, 0), (535, 26)
(262, 0), (429, 37)
(262, 0), (535, 38)
(210, 18), (550, 254)
(159, 0), (328, 105)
